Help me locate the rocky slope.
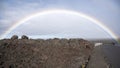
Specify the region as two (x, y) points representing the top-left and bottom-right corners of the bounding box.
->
(0, 38), (94, 68)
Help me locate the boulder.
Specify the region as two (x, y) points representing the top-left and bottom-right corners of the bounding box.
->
(11, 35), (18, 40)
(21, 35), (28, 39)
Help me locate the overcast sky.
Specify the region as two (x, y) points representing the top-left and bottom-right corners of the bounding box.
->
(0, 0), (120, 39)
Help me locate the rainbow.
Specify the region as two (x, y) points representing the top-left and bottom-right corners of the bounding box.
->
(0, 9), (119, 41)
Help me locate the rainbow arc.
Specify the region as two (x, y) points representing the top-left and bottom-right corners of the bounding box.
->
(0, 9), (118, 42)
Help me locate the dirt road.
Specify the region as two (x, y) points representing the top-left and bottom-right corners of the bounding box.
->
(87, 44), (120, 68)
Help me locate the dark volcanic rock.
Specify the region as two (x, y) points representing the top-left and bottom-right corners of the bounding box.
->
(11, 35), (18, 40)
(21, 35), (29, 39)
(0, 38), (94, 68)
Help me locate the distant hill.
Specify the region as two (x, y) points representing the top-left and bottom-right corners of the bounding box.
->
(89, 38), (119, 45)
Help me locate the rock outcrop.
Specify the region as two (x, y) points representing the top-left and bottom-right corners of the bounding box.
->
(21, 35), (29, 39)
(0, 37), (94, 68)
(11, 35), (18, 40)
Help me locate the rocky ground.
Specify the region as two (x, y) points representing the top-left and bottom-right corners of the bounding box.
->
(0, 38), (94, 68)
(1, 36), (119, 68)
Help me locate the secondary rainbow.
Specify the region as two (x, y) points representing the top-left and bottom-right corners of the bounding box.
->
(0, 9), (119, 41)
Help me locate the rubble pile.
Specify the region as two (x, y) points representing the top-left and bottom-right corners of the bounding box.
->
(0, 36), (94, 68)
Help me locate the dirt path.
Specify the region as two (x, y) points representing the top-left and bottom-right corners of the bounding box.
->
(87, 45), (120, 68)
(86, 46), (108, 68)
(101, 45), (120, 68)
